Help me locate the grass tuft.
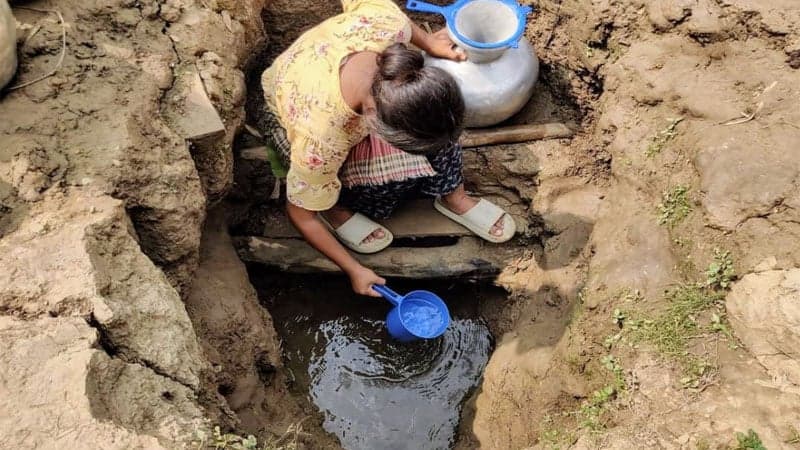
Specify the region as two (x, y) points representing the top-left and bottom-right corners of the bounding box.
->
(646, 117), (684, 157)
(658, 185), (692, 227)
(734, 429), (766, 450)
(630, 284), (726, 389)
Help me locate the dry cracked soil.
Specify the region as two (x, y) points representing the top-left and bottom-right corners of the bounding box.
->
(1, 0), (799, 449)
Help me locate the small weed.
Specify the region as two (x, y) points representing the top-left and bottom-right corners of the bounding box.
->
(578, 403), (606, 433)
(539, 414), (575, 450)
(705, 249), (736, 290)
(576, 355), (627, 433)
(658, 185), (692, 227)
(709, 312), (737, 347)
(734, 429), (766, 450)
(603, 332), (622, 349)
(646, 117), (684, 157)
(601, 355), (626, 391)
(631, 285), (724, 374)
(612, 309), (626, 327)
(680, 358), (712, 389)
(578, 385), (615, 433)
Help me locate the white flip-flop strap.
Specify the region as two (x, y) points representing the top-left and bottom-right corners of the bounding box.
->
(335, 213), (383, 244)
(460, 199), (506, 232)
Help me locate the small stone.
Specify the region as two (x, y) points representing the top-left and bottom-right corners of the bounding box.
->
(753, 256), (778, 272)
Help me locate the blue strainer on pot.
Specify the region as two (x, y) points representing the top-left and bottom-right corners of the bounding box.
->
(407, 0), (533, 61)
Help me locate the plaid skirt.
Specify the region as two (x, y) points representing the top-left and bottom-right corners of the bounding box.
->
(256, 111), (463, 219)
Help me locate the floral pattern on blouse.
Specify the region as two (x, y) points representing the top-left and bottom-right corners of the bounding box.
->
(261, 0), (413, 211)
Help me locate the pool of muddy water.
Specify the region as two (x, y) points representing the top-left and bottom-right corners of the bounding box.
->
(251, 272), (501, 450)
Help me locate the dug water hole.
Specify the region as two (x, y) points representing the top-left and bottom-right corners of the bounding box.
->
(249, 268), (504, 450)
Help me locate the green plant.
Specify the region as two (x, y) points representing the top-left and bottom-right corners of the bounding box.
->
(577, 384), (616, 433)
(612, 308), (626, 327)
(601, 355), (626, 391)
(575, 355), (627, 433)
(705, 249), (736, 290)
(538, 414), (575, 450)
(604, 332), (622, 349)
(658, 185), (692, 227)
(646, 117), (684, 157)
(631, 285), (724, 373)
(734, 429), (766, 450)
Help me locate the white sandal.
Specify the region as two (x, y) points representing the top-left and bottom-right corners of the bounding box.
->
(434, 198), (516, 243)
(319, 212), (393, 254)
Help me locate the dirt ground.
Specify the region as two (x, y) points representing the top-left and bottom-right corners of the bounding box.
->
(1, 0), (799, 449)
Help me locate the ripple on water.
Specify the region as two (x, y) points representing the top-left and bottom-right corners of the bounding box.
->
(279, 307), (492, 450)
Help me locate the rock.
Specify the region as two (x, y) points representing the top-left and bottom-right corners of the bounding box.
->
(726, 269), (800, 386)
(686, 0), (728, 38)
(0, 316), (204, 449)
(753, 256), (778, 272)
(787, 37), (800, 69)
(646, 0), (692, 31)
(0, 189), (206, 388)
(720, 0), (798, 36)
(695, 133), (800, 230)
(171, 70), (226, 142)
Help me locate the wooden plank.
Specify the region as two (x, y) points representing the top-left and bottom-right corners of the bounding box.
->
(234, 235), (512, 279)
(460, 122), (574, 148)
(381, 199), (470, 237)
(258, 199), (471, 239)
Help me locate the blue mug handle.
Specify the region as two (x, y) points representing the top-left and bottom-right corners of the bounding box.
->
(406, 0), (447, 15)
(372, 285), (403, 306)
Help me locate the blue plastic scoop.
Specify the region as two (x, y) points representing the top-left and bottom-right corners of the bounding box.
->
(372, 285), (451, 342)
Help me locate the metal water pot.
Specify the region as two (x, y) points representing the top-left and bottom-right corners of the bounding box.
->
(425, 40), (539, 128)
(410, 0), (539, 127)
(0, 0), (16, 89)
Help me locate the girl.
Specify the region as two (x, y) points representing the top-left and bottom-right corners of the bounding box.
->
(260, 0), (515, 297)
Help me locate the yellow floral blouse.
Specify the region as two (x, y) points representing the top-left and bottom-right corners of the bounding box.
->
(261, 0), (413, 211)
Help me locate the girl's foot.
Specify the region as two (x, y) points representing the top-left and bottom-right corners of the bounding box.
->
(323, 206), (386, 244)
(440, 187), (506, 237)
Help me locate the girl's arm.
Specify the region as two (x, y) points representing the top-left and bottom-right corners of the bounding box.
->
(286, 202), (386, 297)
(410, 22), (466, 61)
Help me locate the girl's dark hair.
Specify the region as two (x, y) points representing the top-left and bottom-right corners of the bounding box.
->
(371, 44), (465, 155)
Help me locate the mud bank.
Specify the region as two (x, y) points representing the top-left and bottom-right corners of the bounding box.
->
(0, 0), (321, 447)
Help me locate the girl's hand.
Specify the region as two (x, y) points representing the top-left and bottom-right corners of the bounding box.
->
(348, 265), (386, 297)
(425, 28), (466, 61)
